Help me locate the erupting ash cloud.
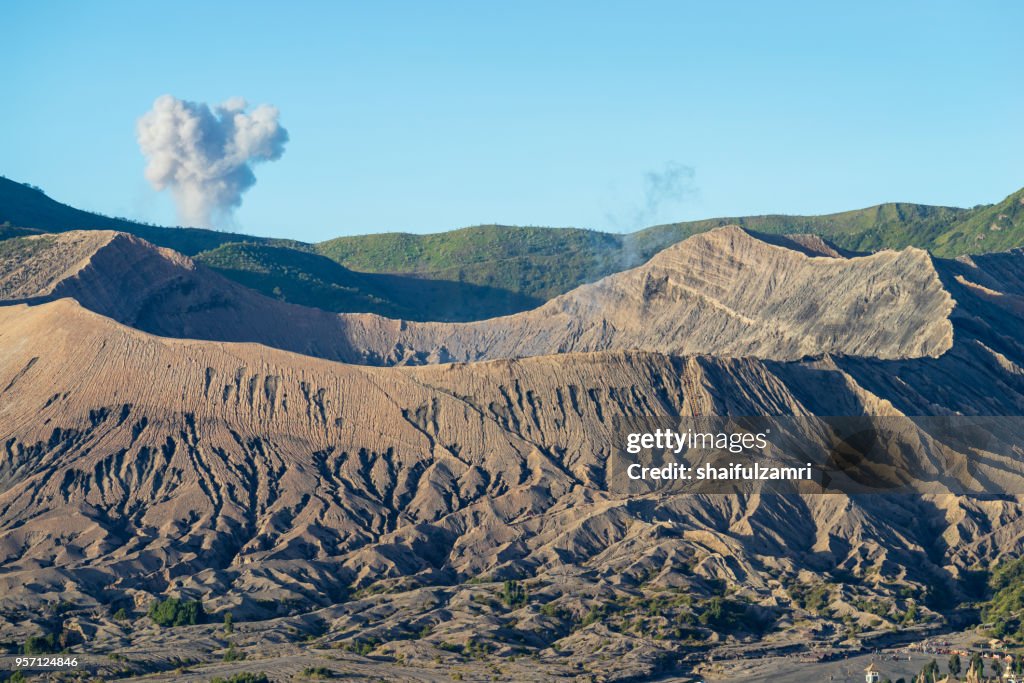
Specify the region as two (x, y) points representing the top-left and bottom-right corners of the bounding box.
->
(136, 95), (288, 227)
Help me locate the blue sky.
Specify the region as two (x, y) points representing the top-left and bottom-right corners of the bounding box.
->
(4, 1), (1022, 241)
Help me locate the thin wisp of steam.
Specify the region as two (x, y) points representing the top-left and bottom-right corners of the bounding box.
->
(605, 161), (698, 233)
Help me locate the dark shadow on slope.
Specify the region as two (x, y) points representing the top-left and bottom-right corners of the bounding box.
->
(830, 251), (1024, 417)
(197, 242), (545, 321)
(747, 230), (865, 258)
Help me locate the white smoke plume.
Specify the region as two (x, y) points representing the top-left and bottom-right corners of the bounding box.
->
(136, 95), (288, 227)
(639, 162), (697, 224)
(606, 162), (698, 231)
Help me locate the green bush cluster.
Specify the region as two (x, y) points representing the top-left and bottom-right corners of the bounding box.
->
(564, 589), (768, 643)
(464, 638), (493, 659)
(209, 674), (269, 683)
(223, 641), (246, 662)
(984, 557), (1024, 641)
(787, 583), (832, 615)
(147, 597), (205, 627)
(500, 580), (528, 609)
(342, 637), (380, 656)
(540, 601), (569, 620)
(23, 633), (56, 655)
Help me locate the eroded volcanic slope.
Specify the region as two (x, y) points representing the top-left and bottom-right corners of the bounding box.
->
(0, 227), (954, 364)
(1, 228), (1024, 679)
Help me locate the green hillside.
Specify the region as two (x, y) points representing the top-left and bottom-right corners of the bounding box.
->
(0, 176), (275, 255)
(317, 226), (627, 302)
(637, 202), (969, 255)
(929, 187), (1024, 255)
(983, 557), (1024, 642)
(195, 242), (541, 321)
(2, 174), (1023, 321)
(309, 199), (1010, 311)
(195, 243), (401, 315)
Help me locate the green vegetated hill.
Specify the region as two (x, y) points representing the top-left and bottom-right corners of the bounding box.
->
(641, 202), (969, 254)
(286, 188), (1024, 319)
(317, 225), (629, 302)
(0, 176), (280, 255)
(195, 241), (542, 321)
(2, 174), (1023, 321)
(930, 187), (1024, 254)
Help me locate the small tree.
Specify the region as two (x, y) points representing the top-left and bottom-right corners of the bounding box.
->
(500, 580), (527, 609)
(949, 653), (961, 677)
(901, 601), (918, 625)
(23, 634), (56, 655)
(223, 641), (246, 662)
(701, 597), (724, 625)
(918, 659), (938, 682)
(223, 611), (233, 634)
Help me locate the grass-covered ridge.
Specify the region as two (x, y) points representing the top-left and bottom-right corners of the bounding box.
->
(3, 174), (1023, 321)
(0, 176), (283, 256)
(318, 225), (629, 303)
(194, 241), (542, 321)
